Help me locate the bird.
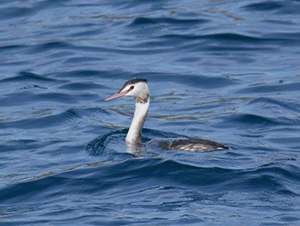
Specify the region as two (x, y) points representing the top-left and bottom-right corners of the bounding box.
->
(105, 78), (229, 152)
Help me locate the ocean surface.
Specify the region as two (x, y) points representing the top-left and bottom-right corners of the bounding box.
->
(0, 0), (300, 225)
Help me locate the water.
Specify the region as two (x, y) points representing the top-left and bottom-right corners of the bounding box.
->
(0, 0), (300, 225)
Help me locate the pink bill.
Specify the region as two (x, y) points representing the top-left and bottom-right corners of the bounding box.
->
(105, 90), (128, 101)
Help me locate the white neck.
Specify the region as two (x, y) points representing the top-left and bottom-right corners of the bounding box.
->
(126, 100), (149, 145)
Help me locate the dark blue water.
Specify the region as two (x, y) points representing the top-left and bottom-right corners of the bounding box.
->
(1, 0), (300, 225)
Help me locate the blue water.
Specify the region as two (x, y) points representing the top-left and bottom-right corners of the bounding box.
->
(1, 0), (300, 225)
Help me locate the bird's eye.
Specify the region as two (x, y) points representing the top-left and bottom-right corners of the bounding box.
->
(130, 85), (134, 90)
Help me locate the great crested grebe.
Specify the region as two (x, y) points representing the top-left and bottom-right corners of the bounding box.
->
(105, 78), (229, 152)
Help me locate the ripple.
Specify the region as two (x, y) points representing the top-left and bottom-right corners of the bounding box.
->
(56, 69), (123, 79)
(0, 72), (57, 84)
(0, 139), (58, 153)
(243, 1), (284, 11)
(1, 159), (299, 204)
(0, 92), (75, 107)
(0, 158), (299, 224)
(0, 44), (28, 52)
(0, 108), (105, 130)
(27, 41), (73, 54)
(0, 6), (33, 20)
(0, 0), (70, 20)
(247, 97), (300, 115)
(57, 82), (106, 91)
(85, 129), (127, 156)
(237, 82), (300, 94)
(215, 113), (279, 129)
(129, 17), (209, 26)
(63, 56), (104, 65)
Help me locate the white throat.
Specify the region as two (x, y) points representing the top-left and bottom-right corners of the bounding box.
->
(126, 100), (149, 145)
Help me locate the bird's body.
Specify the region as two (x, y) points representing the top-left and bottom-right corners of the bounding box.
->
(148, 138), (229, 152)
(105, 78), (229, 152)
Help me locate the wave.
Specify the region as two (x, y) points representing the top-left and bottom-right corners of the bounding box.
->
(129, 17), (209, 26)
(0, 108), (108, 129)
(237, 82), (300, 94)
(0, 159), (299, 205)
(0, 72), (56, 84)
(243, 1), (284, 11)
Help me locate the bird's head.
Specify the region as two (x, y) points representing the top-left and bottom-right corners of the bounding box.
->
(105, 78), (149, 103)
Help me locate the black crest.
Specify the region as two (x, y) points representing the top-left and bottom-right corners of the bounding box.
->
(118, 78), (148, 93)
